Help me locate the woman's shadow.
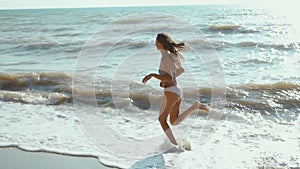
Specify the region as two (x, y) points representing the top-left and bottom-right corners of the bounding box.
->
(129, 147), (184, 169)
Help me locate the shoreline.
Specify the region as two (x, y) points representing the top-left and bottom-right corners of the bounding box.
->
(0, 145), (119, 169)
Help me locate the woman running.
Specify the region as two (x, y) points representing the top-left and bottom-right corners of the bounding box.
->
(142, 33), (209, 145)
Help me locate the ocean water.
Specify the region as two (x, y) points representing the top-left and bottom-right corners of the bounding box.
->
(0, 5), (299, 169)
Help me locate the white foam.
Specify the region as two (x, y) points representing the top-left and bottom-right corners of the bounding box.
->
(167, 116), (300, 169)
(0, 100), (299, 168)
(0, 101), (135, 168)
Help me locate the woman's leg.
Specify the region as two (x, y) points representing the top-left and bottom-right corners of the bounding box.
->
(170, 100), (201, 125)
(169, 99), (181, 125)
(159, 91), (180, 145)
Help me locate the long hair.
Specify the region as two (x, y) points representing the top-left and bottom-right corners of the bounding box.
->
(156, 33), (186, 58)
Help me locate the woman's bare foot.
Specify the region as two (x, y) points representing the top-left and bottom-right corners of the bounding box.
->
(192, 101), (209, 112)
(192, 101), (201, 110)
(199, 104), (209, 112)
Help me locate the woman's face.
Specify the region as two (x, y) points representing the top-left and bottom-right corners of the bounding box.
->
(155, 39), (164, 50)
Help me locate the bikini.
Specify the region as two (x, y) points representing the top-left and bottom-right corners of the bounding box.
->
(164, 85), (183, 98)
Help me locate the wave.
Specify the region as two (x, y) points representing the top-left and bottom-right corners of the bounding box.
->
(15, 41), (59, 50)
(232, 41), (300, 50)
(114, 17), (146, 24)
(238, 58), (271, 65)
(97, 37), (299, 52)
(0, 72), (71, 92)
(207, 24), (261, 34)
(0, 90), (70, 105)
(0, 72), (299, 112)
(188, 39), (300, 50)
(53, 32), (81, 37)
(234, 82), (300, 91)
(53, 27), (76, 32)
(0, 72), (72, 105)
(209, 24), (241, 31)
(227, 82), (300, 111)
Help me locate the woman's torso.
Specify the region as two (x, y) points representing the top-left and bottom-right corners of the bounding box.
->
(158, 50), (183, 88)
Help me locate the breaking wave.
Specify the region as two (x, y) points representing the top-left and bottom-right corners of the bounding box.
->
(0, 72), (299, 112)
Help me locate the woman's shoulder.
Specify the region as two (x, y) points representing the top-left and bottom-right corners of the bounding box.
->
(161, 50), (183, 64)
(160, 50), (171, 57)
(161, 50), (174, 59)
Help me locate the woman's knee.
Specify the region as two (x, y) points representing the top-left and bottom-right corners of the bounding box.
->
(170, 119), (178, 125)
(169, 101), (181, 125)
(158, 115), (169, 130)
(158, 115), (166, 123)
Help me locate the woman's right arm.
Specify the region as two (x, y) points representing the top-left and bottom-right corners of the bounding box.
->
(142, 73), (172, 84)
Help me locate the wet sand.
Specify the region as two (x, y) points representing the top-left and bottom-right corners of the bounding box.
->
(0, 146), (116, 169)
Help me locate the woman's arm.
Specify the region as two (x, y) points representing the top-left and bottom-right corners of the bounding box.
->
(142, 73), (172, 84)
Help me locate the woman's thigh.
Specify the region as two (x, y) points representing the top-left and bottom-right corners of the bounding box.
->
(169, 99), (181, 124)
(159, 92), (180, 119)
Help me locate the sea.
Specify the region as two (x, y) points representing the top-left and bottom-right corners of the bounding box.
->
(0, 5), (299, 169)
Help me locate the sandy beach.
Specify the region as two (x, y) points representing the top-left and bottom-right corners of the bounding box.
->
(0, 146), (170, 169)
(0, 146), (115, 169)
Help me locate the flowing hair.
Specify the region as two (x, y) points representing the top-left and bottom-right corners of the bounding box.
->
(156, 33), (187, 59)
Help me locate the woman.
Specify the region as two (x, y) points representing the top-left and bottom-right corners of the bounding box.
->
(142, 33), (209, 145)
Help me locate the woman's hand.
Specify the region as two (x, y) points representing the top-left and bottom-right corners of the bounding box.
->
(142, 74), (153, 84)
(160, 82), (165, 88)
